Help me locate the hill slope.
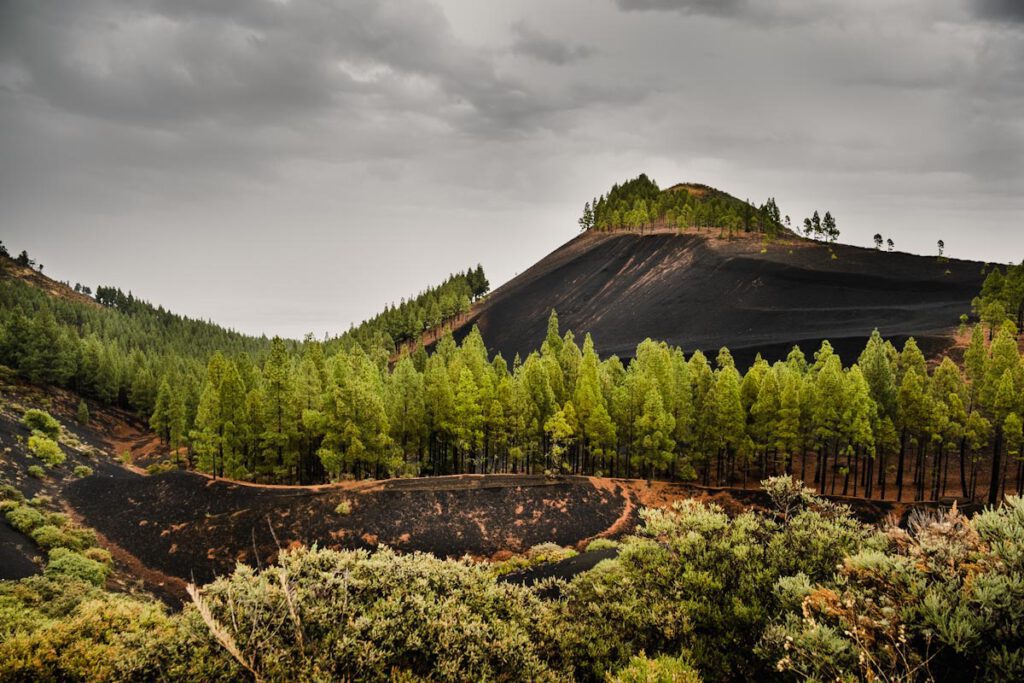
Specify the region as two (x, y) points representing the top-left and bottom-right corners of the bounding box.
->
(457, 229), (984, 364)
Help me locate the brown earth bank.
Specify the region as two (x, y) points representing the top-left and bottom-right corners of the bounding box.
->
(63, 470), (630, 589)
(449, 230), (984, 366)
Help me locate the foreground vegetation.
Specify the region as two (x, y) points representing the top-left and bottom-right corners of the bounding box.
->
(2, 477), (1023, 681)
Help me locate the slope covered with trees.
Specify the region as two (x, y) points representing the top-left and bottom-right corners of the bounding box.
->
(0, 241), (1014, 503)
(579, 174), (785, 237)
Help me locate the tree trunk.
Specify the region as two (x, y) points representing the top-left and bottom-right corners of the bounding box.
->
(896, 429), (908, 502)
(989, 430), (1003, 506)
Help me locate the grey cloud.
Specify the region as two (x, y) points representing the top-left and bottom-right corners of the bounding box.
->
(975, 0), (1024, 22)
(0, 0), (588, 139)
(510, 22), (596, 64)
(615, 0), (747, 17)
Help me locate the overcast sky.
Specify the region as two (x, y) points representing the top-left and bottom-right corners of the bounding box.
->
(1, 0), (1022, 339)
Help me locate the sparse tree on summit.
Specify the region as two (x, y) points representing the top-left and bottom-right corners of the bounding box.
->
(822, 211), (838, 243)
(887, 238), (894, 252)
(873, 233), (883, 250)
(937, 239), (945, 257)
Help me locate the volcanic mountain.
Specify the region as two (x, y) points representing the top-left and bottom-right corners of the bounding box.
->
(452, 227), (984, 366)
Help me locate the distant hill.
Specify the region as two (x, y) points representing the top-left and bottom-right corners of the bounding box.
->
(450, 228), (984, 366)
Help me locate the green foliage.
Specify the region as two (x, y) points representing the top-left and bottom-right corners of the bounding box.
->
(583, 175), (783, 236)
(334, 499), (351, 515)
(20, 408), (60, 438)
(179, 546), (565, 681)
(0, 484), (24, 502)
(28, 433), (64, 466)
(611, 654), (702, 683)
(5, 504), (45, 533)
(585, 537), (619, 552)
(765, 499), (1024, 682)
(72, 465), (93, 478)
(44, 548), (110, 586)
(76, 399), (90, 425)
(973, 261), (1024, 334)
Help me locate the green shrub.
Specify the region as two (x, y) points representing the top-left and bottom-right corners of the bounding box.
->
(73, 465), (94, 478)
(21, 409), (60, 438)
(30, 525), (75, 550)
(525, 542), (576, 563)
(0, 484), (24, 501)
(76, 399), (90, 426)
(0, 499), (20, 513)
(765, 499), (1024, 682)
(6, 504), (45, 533)
(176, 546), (565, 682)
(83, 547), (112, 567)
(28, 433), (65, 466)
(44, 511), (68, 527)
(27, 465), (46, 479)
(611, 654), (702, 682)
(45, 548), (109, 586)
(584, 537), (619, 553)
(145, 460), (176, 475)
(0, 593), (173, 681)
(334, 499), (352, 515)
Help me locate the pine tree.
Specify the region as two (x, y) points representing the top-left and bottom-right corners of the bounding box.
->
(634, 391), (675, 479)
(76, 399), (90, 426)
(262, 337), (297, 474)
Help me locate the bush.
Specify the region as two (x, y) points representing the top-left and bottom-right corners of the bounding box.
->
(177, 546), (565, 682)
(21, 409), (60, 438)
(611, 654), (702, 682)
(525, 542), (576, 563)
(30, 525), (75, 550)
(28, 433), (65, 466)
(334, 499), (352, 515)
(45, 548), (110, 586)
(6, 504), (45, 533)
(73, 465), (93, 478)
(83, 547), (113, 567)
(76, 399), (90, 426)
(0, 484), (24, 502)
(145, 460), (177, 475)
(0, 594), (174, 681)
(584, 538), (620, 553)
(26, 465), (46, 479)
(765, 499), (1024, 682)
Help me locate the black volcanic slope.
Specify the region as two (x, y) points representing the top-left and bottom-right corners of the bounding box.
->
(457, 231), (984, 365)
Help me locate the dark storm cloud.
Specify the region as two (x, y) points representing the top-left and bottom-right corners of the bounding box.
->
(510, 22), (596, 64)
(975, 0), (1024, 22)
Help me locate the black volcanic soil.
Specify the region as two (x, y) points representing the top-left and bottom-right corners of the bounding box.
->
(65, 471), (629, 586)
(457, 230), (984, 365)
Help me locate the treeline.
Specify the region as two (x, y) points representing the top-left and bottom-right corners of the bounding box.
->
(0, 254), (487, 422)
(0, 273), (275, 415)
(974, 260), (1024, 334)
(578, 174), (784, 237)
(329, 265), (489, 355)
(156, 302), (1024, 504)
